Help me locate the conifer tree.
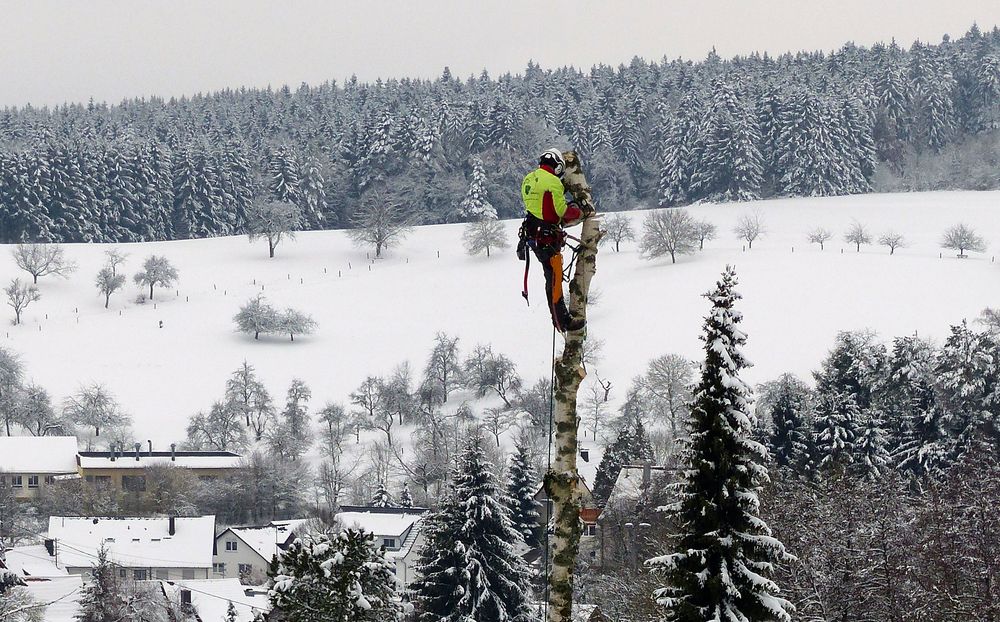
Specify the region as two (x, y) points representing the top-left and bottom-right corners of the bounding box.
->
(690, 80), (764, 202)
(647, 266), (793, 622)
(457, 156), (496, 220)
(76, 545), (124, 622)
(761, 373), (813, 469)
(399, 482), (414, 508)
(268, 529), (400, 622)
(813, 392), (861, 470)
(370, 481), (393, 507)
(506, 443), (541, 549)
(592, 413), (654, 506)
(413, 433), (533, 622)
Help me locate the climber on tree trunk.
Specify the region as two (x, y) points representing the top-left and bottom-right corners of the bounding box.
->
(519, 149), (586, 332)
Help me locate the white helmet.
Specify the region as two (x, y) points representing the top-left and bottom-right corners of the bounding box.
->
(539, 148), (565, 177)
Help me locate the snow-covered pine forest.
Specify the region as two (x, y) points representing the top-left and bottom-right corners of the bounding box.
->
(2, 25), (1000, 244)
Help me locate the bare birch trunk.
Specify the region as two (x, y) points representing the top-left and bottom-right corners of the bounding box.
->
(544, 150), (601, 622)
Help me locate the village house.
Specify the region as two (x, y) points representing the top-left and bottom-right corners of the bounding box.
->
(336, 505), (427, 589)
(0, 436), (80, 500)
(45, 515), (216, 580)
(213, 519), (310, 584)
(77, 443), (243, 492)
(532, 444), (604, 565)
(595, 462), (673, 570)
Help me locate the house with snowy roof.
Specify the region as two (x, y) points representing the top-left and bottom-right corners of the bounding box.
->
(213, 519), (310, 584)
(336, 505), (428, 589)
(77, 442), (242, 492)
(0, 436), (80, 500)
(45, 515), (216, 581)
(531, 444), (604, 560)
(161, 578), (270, 622)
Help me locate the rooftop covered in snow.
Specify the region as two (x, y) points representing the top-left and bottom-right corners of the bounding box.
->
(162, 578), (270, 622)
(0, 436), (79, 474)
(336, 506), (427, 539)
(77, 450), (242, 470)
(47, 515), (216, 569)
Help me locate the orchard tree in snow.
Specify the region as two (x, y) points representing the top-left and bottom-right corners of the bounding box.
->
(234, 295), (278, 340)
(247, 200), (303, 258)
(267, 379), (312, 461)
(13, 383), (63, 436)
(62, 383), (128, 438)
(878, 231), (907, 255)
(693, 219), (718, 251)
(185, 401), (247, 451)
(94, 267), (126, 309)
(646, 266), (793, 622)
(844, 220), (873, 252)
(103, 248), (128, 276)
(600, 212), (636, 252)
(5, 279), (39, 326)
(348, 186), (415, 258)
(225, 361), (275, 441)
(413, 433), (533, 622)
(12, 243), (77, 284)
(641, 353), (695, 439)
(133, 255), (178, 300)
(268, 529), (400, 622)
(278, 308), (317, 342)
(423, 332), (462, 404)
(734, 210), (766, 249)
(462, 217), (508, 258)
(0, 348), (24, 436)
(463, 344), (521, 407)
(639, 208), (699, 264)
(941, 223), (987, 257)
(807, 226), (833, 250)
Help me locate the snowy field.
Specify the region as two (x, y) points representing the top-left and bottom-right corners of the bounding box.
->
(5, 190), (1000, 446)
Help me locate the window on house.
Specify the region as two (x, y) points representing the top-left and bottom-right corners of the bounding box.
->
(584, 524), (597, 537)
(383, 538), (397, 549)
(10, 475), (22, 488)
(119, 569), (128, 579)
(238, 564), (253, 576)
(122, 475), (146, 492)
(27, 476), (38, 488)
(226, 540), (238, 551)
(44, 476), (55, 485)
(94, 475), (112, 486)
(182, 568), (196, 580)
(213, 563), (227, 576)
(156, 569), (169, 580)
(133, 569), (147, 580)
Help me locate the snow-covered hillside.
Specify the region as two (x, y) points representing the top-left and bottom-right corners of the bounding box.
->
(6, 190), (1000, 445)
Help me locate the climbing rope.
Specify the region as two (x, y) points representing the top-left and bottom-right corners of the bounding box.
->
(542, 324), (557, 618)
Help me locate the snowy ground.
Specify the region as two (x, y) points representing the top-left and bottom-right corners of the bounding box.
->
(5, 190), (1000, 446)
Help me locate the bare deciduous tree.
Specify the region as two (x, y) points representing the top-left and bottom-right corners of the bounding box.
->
(104, 248), (128, 276)
(62, 383), (129, 438)
(5, 279), (40, 326)
(600, 213), (636, 252)
(348, 187), (416, 258)
(734, 210), (766, 249)
(808, 227), (833, 250)
(133, 255), (178, 300)
(12, 244), (77, 284)
(463, 217), (509, 258)
(845, 221), (872, 252)
(878, 231), (907, 255)
(247, 200), (303, 258)
(941, 223), (987, 257)
(482, 407), (515, 447)
(639, 208), (699, 264)
(693, 219), (718, 251)
(95, 267), (126, 309)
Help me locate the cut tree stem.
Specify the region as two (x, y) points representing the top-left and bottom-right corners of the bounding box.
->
(544, 150), (601, 622)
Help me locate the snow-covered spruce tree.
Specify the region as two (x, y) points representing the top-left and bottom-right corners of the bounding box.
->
(457, 155), (496, 220)
(76, 545), (125, 622)
(399, 482), (414, 508)
(591, 410), (654, 506)
(370, 481), (393, 508)
(268, 528), (400, 622)
(507, 443), (541, 549)
(647, 266), (793, 622)
(812, 391), (861, 471)
(758, 373), (814, 470)
(413, 433), (533, 622)
(657, 91), (704, 206)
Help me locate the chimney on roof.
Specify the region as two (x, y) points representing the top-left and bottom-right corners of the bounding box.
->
(169, 515), (176, 536)
(110, 444), (116, 462)
(170, 443), (176, 461)
(44, 538), (55, 557)
(147, 440), (152, 456)
(180, 588), (192, 612)
(642, 461), (652, 488)
(134, 443), (141, 461)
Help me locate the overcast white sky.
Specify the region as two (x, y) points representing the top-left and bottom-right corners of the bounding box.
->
(3, 0), (1000, 108)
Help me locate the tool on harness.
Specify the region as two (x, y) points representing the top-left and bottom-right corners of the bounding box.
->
(518, 217), (569, 305)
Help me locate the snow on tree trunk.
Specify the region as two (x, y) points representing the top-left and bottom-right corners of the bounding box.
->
(544, 150), (600, 622)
